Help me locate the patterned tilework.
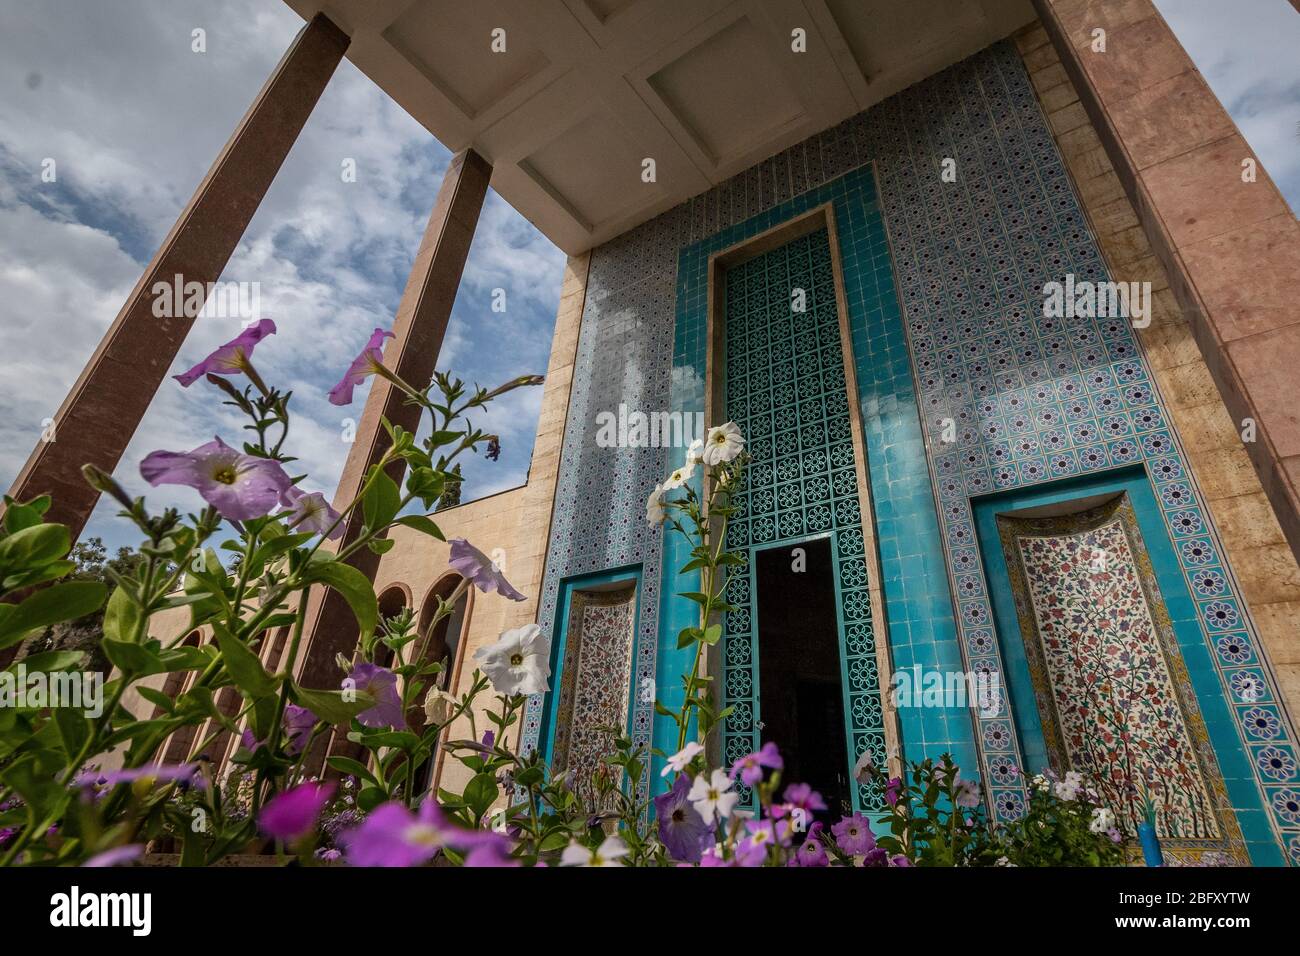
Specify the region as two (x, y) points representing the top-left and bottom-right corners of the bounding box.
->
(526, 37), (1295, 862)
(719, 228), (886, 813)
(872, 42), (1293, 862)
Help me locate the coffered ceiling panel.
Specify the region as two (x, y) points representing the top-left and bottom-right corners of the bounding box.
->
(284, 0), (1034, 254)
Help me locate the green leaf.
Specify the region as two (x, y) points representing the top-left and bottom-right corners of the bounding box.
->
(362, 467), (402, 531)
(676, 626), (701, 649)
(136, 686), (176, 714)
(213, 623), (278, 698)
(289, 683), (375, 726)
(701, 623), (722, 646)
(395, 515), (445, 541)
(0, 522), (70, 574)
(463, 771), (498, 819)
(366, 537), (396, 555)
(0, 580), (106, 649)
(101, 583), (143, 644)
(101, 638), (164, 674)
(2, 495), (50, 533)
(326, 756), (379, 787)
(10, 649), (85, 675)
(301, 561), (377, 638)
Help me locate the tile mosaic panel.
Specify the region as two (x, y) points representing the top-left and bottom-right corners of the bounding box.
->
(998, 495), (1246, 862)
(551, 587), (637, 810)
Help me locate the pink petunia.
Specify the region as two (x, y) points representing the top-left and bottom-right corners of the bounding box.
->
(173, 319), (277, 387)
(329, 328), (394, 406)
(258, 781), (335, 842)
(140, 437), (293, 521)
(448, 539), (526, 601)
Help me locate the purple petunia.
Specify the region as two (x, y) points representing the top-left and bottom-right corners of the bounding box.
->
(831, 813), (876, 856)
(346, 663), (404, 729)
(241, 703), (318, 756)
(730, 740), (782, 787)
(140, 437), (293, 521)
(782, 782), (828, 815)
(280, 486), (343, 539)
(338, 798), (504, 867)
(258, 781), (335, 842)
(884, 776), (904, 807)
(174, 318), (277, 387)
(75, 763), (204, 791)
(792, 823), (829, 867)
(82, 844), (144, 868)
(448, 539), (526, 601)
(329, 327), (394, 406)
(653, 772), (712, 864)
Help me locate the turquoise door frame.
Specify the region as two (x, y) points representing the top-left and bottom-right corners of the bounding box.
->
(538, 564), (644, 772)
(972, 465), (1284, 864)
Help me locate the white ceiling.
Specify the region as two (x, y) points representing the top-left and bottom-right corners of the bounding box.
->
(283, 0), (1035, 254)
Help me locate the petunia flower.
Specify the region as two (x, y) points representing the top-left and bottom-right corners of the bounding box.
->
(654, 772), (711, 864)
(82, 844), (144, 868)
(831, 813), (875, 856)
(140, 437), (293, 521)
(646, 483), (666, 526)
(258, 781), (336, 842)
(241, 703), (317, 756)
(463, 840), (519, 867)
(76, 763), (204, 791)
(473, 623), (551, 695)
(280, 486), (343, 539)
(173, 318), (277, 388)
(952, 773), (981, 809)
(853, 748), (873, 784)
(347, 662), (405, 728)
(559, 835), (628, 867)
(730, 741), (782, 787)
(329, 327), (395, 406)
(661, 741), (704, 777)
(662, 458), (696, 491)
(422, 688), (457, 725)
(701, 421), (745, 465)
(793, 823), (829, 867)
(338, 798), (500, 867)
(448, 539), (526, 601)
(1089, 807), (1116, 834)
(686, 438), (704, 464)
(884, 776), (904, 806)
(688, 769), (739, 825)
(782, 782), (828, 815)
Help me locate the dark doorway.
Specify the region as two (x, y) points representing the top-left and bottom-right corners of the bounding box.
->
(754, 536), (851, 818)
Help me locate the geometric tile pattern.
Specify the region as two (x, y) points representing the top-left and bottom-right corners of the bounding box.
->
(721, 228), (885, 813)
(873, 41), (1296, 863)
(527, 37), (1296, 864)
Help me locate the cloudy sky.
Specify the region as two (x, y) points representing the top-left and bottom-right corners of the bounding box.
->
(0, 0), (1296, 553)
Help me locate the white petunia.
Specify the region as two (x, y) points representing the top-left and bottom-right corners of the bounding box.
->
(645, 483), (666, 526)
(662, 458), (696, 491)
(422, 688), (457, 725)
(701, 422), (745, 465)
(688, 769), (739, 825)
(852, 748), (873, 784)
(560, 835), (628, 867)
(686, 438), (704, 464)
(661, 741), (704, 777)
(473, 623), (551, 696)
(1089, 807), (1115, 834)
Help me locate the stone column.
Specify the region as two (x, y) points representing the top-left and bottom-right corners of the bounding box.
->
(2, 14), (350, 538)
(1032, 0), (1300, 564)
(294, 149), (492, 723)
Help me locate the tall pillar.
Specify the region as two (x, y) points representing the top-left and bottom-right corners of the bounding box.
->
(1032, 0), (1300, 564)
(2, 14), (350, 538)
(295, 149), (492, 713)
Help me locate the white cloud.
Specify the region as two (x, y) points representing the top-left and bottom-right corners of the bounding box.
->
(0, 0), (565, 552)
